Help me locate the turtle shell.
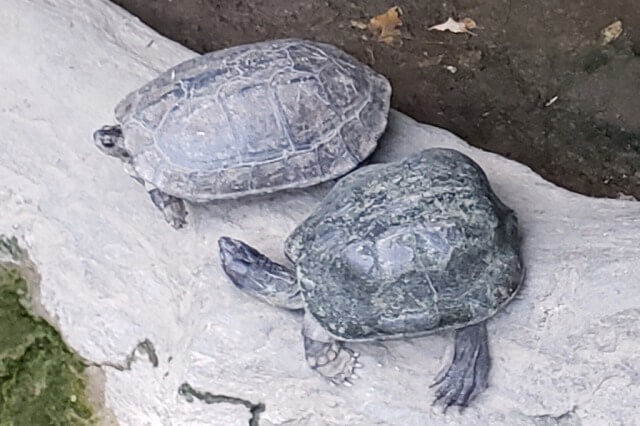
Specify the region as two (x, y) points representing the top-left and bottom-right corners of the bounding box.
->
(285, 148), (524, 341)
(114, 39), (391, 201)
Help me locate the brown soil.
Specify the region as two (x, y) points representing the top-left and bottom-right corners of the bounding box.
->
(112, 0), (640, 199)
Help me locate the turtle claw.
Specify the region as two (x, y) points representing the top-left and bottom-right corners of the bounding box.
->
(162, 200), (187, 229)
(165, 207), (187, 229)
(430, 371), (446, 388)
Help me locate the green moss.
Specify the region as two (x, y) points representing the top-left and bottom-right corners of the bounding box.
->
(0, 248), (96, 425)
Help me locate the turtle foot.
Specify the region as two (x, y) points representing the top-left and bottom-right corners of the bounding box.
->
(149, 189), (187, 229)
(304, 338), (361, 386)
(431, 321), (490, 410)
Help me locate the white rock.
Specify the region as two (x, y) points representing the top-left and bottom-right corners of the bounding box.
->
(1, 0), (639, 425)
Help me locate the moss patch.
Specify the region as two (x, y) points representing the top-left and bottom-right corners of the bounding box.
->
(0, 241), (96, 425)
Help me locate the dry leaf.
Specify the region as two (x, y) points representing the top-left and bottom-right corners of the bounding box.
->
(428, 17), (477, 36)
(617, 192), (637, 201)
(368, 6), (403, 45)
(600, 19), (623, 45)
(461, 17), (477, 30)
(350, 19), (368, 30)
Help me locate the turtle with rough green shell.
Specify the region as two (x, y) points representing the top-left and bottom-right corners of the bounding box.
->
(93, 38), (391, 228)
(218, 148), (525, 408)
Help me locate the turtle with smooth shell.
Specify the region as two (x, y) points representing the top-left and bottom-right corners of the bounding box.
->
(218, 148), (525, 407)
(93, 38), (391, 228)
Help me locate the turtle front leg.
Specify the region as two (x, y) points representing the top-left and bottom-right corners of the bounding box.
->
(302, 313), (361, 386)
(431, 321), (490, 409)
(93, 125), (187, 229)
(148, 188), (187, 229)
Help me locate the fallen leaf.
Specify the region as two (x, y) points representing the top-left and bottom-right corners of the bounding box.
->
(350, 19), (368, 30)
(368, 6), (403, 45)
(428, 17), (477, 36)
(600, 19), (623, 45)
(461, 18), (477, 30)
(617, 192), (637, 201)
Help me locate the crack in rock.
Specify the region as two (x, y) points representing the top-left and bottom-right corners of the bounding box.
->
(178, 382), (265, 426)
(96, 339), (159, 371)
(531, 406), (581, 426)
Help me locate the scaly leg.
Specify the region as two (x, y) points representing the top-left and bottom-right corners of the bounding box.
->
(302, 313), (361, 385)
(148, 189), (187, 230)
(431, 321), (491, 409)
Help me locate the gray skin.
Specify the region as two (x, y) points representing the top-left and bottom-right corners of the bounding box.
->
(219, 148), (525, 408)
(93, 38), (391, 229)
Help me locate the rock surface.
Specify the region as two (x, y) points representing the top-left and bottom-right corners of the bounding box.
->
(1, 1), (639, 425)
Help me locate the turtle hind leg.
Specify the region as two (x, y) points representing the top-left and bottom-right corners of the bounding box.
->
(431, 321), (490, 410)
(148, 189), (187, 229)
(218, 237), (304, 310)
(302, 313), (361, 385)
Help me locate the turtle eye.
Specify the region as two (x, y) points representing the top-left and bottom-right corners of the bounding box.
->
(102, 140), (115, 148)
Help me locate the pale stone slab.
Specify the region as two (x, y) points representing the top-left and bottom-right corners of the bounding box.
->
(1, 1), (638, 424)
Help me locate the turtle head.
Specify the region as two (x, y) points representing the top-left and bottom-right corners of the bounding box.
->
(93, 125), (130, 161)
(218, 236), (302, 310)
(218, 237), (265, 271)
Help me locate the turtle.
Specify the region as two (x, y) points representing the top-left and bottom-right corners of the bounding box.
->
(93, 38), (391, 228)
(218, 148), (525, 408)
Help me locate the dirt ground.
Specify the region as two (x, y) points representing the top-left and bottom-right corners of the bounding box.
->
(112, 0), (640, 199)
